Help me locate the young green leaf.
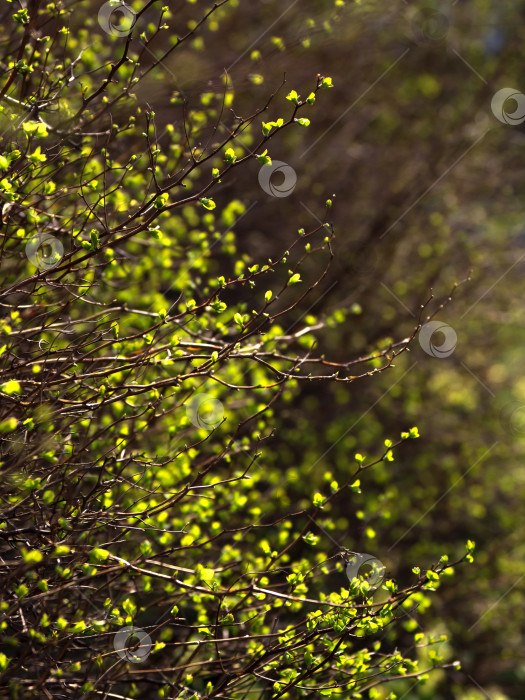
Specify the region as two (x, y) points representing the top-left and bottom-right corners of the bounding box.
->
(256, 149), (272, 165)
(199, 197), (216, 210)
(224, 147), (237, 163)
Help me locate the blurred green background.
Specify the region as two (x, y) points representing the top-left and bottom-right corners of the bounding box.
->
(158, 1), (525, 696)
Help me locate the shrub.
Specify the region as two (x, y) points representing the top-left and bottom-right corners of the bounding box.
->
(0, 2), (473, 698)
